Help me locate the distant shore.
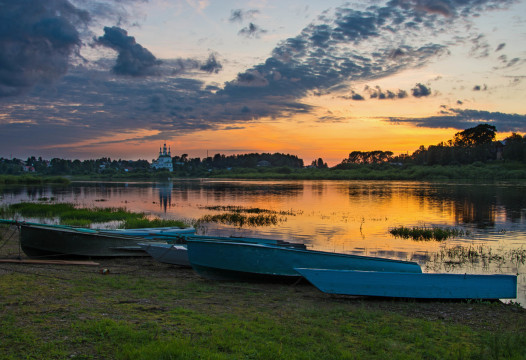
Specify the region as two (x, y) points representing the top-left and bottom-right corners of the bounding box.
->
(3, 162), (526, 184)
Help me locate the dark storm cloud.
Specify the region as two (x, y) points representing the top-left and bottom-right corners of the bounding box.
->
(411, 83), (432, 97)
(364, 86), (408, 100)
(0, 0), (89, 96)
(229, 9), (260, 23)
(94, 26), (161, 76)
(238, 23), (267, 38)
(387, 108), (526, 132)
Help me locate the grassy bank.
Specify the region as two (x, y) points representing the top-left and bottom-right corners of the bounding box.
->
(1, 229), (525, 359)
(208, 162), (526, 181)
(0, 174), (70, 185)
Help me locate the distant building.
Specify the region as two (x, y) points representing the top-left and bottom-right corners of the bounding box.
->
(151, 143), (173, 172)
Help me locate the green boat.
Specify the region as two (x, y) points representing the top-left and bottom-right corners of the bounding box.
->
(186, 238), (422, 281)
(1, 220), (190, 258)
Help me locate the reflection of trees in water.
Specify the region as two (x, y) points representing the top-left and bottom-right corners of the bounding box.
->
(170, 181), (304, 204)
(346, 183), (393, 201)
(412, 184), (526, 228)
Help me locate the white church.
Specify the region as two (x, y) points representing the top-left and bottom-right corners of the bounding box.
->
(151, 143), (173, 172)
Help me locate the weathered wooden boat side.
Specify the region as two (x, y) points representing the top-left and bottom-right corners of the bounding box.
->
(102, 226), (195, 237)
(138, 243), (190, 266)
(186, 239), (422, 281)
(18, 223), (158, 258)
(183, 235), (306, 248)
(295, 268), (518, 300)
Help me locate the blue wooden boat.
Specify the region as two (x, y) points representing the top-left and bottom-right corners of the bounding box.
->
(186, 239), (422, 281)
(295, 268), (518, 300)
(139, 243), (190, 266)
(138, 235), (306, 267)
(102, 226), (195, 238)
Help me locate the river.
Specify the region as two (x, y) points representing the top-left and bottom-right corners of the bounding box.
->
(1, 179), (525, 306)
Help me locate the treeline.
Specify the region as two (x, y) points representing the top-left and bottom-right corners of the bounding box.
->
(2, 124), (526, 179)
(0, 152), (304, 177)
(180, 153), (303, 169)
(336, 124), (526, 168)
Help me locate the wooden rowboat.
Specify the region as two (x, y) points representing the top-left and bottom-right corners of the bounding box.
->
(186, 238), (422, 281)
(138, 243), (190, 266)
(0, 220), (191, 258)
(295, 268), (518, 300)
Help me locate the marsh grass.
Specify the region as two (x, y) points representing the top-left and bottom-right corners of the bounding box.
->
(430, 244), (526, 269)
(197, 213), (282, 227)
(200, 205), (300, 216)
(390, 225), (470, 241)
(0, 175), (70, 185)
(2, 202), (189, 229)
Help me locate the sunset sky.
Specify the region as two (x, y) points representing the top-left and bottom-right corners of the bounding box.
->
(1, 0), (525, 165)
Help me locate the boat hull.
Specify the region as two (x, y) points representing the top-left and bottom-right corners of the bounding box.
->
(296, 268), (518, 299)
(186, 240), (422, 281)
(20, 224), (158, 258)
(139, 243), (190, 266)
(102, 227), (195, 238)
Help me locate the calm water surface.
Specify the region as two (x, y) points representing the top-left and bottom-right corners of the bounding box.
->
(2, 179), (525, 305)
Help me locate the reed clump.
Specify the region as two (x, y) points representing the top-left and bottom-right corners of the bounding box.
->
(200, 205), (300, 216)
(197, 213), (282, 227)
(390, 225), (470, 241)
(430, 245), (526, 268)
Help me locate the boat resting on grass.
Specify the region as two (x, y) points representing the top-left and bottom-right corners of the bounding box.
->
(186, 238), (422, 281)
(295, 268), (518, 300)
(139, 243), (190, 266)
(138, 235), (306, 267)
(102, 226), (195, 238)
(0, 219), (193, 258)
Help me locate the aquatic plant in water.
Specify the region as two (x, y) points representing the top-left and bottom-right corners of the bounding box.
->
(389, 225), (470, 241)
(4, 202), (188, 229)
(199, 205), (300, 216)
(197, 213), (283, 227)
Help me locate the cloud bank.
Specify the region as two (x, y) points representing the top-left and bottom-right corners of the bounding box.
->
(0, 0), (524, 157)
(387, 108), (526, 132)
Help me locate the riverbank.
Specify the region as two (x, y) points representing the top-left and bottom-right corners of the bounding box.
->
(1, 228), (525, 359)
(70, 162), (526, 181)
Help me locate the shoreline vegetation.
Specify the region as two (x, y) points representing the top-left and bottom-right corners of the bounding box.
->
(389, 226), (471, 241)
(0, 228), (525, 359)
(3, 124), (526, 182)
(3, 162), (526, 184)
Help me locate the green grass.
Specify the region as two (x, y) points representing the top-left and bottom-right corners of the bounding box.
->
(389, 226), (470, 241)
(122, 217), (187, 229)
(1, 202), (189, 229)
(207, 162), (526, 181)
(0, 175), (70, 185)
(1, 257), (525, 360)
